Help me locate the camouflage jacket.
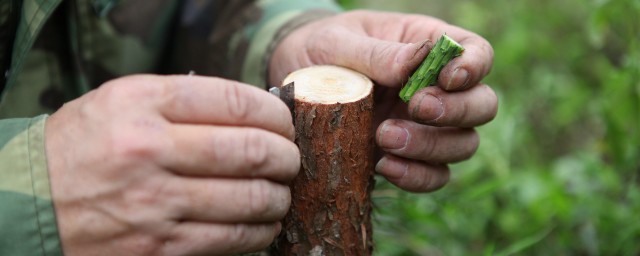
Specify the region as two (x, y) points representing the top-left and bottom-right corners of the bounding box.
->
(0, 0), (340, 255)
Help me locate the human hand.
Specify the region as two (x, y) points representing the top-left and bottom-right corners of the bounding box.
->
(269, 10), (497, 192)
(45, 75), (299, 255)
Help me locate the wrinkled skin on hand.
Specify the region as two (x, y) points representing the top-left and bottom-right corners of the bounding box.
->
(270, 10), (498, 192)
(44, 9), (498, 256)
(46, 75), (299, 255)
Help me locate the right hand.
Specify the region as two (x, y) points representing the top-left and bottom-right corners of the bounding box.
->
(270, 11), (497, 193)
(45, 75), (299, 255)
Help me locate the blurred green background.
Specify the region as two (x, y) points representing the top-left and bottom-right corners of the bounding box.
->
(336, 0), (640, 255)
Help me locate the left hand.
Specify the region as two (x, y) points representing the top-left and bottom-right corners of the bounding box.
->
(269, 10), (498, 192)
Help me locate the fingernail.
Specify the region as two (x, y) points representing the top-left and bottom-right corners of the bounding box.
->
(378, 123), (409, 150)
(446, 67), (470, 90)
(413, 94), (444, 122)
(395, 40), (429, 64)
(375, 157), (408, 179)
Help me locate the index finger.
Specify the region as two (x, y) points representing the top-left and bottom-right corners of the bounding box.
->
(121, 75), (295, 140)
(402, 17), (494, 91)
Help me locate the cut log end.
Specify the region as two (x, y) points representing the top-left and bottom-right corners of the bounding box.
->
(276, 65), (375, 256)
(283, 65), (373, 104)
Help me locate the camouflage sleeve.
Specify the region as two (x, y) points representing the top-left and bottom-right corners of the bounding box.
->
(0, 115), (63, 255)
(168, 0), (342, 88)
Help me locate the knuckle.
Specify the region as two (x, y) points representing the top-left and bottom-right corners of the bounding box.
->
(396, 166), (422, 192)
(414, 171), (434, 192)
(306, 26), (336, 64)
(246, 180), (273, 217)
(395, 163), (450, 193)
(225, 224), (252, 248)
(88, 76), (170, 122)
(416, 167), (449, 193)
(126, 187), (158, 207)
(453, 97), (472, 127)
(222, 224), (275, 253)
(243, 130), (270, 172)
(123, 181), (170, 214)
(419, 129), (439, 160)
(97, 75), (160, 104)
(109, 128), (165, 163)
(127, 235), (167, 256)
(369, 43), (396, 77)
(224, 81), (254, 122)
(94, 81), (131, 107)
(98, 78), (129, 97)
(426, 168), (450, 192)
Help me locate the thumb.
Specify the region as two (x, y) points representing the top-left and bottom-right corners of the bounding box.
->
(309, 28), (431, 87)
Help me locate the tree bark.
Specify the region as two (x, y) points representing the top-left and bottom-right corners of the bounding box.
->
(275, 65), (375, 256)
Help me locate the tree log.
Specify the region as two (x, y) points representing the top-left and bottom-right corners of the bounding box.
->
(275, 65), (375, 255)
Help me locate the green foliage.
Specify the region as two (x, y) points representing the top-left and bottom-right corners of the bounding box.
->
(341, 0), (640, 255)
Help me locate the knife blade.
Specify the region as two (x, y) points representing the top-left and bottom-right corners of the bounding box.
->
(269, 82), (295, 120)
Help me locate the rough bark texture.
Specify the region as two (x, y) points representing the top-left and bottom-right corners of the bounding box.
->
(275, 88), (375, 255)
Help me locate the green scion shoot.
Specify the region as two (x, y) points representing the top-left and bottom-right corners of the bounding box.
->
(399, 34), (465, 102)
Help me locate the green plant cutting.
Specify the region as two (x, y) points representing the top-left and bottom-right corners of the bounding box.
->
(399, 34), (465, 102)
